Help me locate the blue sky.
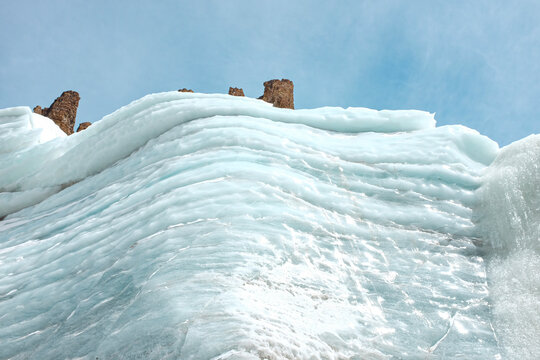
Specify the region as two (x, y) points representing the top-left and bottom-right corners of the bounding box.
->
(1, 0), (539, 146)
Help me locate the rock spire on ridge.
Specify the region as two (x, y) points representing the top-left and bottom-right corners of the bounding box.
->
(76, 122), (92, 132)
(260, 79), (294, 109)
(228, 87), (245, 96)
(33, 91), (80, 135)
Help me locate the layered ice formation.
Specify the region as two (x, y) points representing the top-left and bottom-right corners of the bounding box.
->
(477, 135), (540, 359)
(0, 92), (537, 359)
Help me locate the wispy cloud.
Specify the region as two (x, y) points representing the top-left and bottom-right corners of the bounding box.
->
(1, 0), (538, 145)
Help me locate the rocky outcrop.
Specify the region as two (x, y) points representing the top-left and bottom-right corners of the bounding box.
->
(76, 122), (92, 132)
(260, 79), (294, 109)
(33, 91), (80, 135)
(33, 106), (44, 115)
(178, 88), (194, 93)
(228, 87), (245, 96)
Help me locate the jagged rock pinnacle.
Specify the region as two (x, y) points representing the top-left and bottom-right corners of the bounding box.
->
(76, 122), (92, 132)
(260, 79), (294, 109)
(33, 91), (80, 135)
(228, 87), (245, 96)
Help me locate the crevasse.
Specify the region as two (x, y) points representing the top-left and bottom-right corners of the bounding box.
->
(0, 92), (537, 359)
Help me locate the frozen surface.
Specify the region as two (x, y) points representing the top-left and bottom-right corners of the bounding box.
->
(0, 91), (531, 359)
(30, 112), (67, 143)
(477, 135), (540, 359)
(0, 107), (65, 155)
(0, 108), (66, 215)
(0, 93), (437, 219)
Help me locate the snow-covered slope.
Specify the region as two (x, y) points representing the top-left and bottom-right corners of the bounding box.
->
(0, 92), (537, 359)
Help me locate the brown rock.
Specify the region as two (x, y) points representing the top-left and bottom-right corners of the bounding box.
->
(33, 106), (43, 115)
(76, 122), (92, 132)
(228, 87), (245, 96)
(178, 88), (194, 93)
(260, 79), (294, 109)
(34, 91), (80, 135)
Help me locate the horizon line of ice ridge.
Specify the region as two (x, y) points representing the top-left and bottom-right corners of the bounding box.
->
(2, 91), (498, 220)
(104, 91), (437, 133)
(0, 92), (435, 211)
(5, 111), (489, 238)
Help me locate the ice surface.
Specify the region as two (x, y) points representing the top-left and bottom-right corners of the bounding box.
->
(0, 107), (66, 215)
(0, 93), (437, 220)
(0, 107), (65, 155)
(30, 112), (67, 143)
(477, 135), (540, 358)
(0, 91), (531, 359)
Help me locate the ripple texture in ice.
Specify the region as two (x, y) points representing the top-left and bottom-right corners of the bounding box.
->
(0, 93), (502, 359)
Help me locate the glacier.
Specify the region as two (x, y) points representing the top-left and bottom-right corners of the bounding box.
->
(0, 92), (538, 359)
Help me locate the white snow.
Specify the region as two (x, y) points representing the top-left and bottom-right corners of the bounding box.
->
(0, 91), (534, 359)
(30, 112), (67, 143)
(0, 107), (66, 215)
(0, 107), (66, 155)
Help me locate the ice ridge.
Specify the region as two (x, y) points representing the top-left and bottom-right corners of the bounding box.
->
(0, 92), (516, 359)
(0, 92), (439, 218)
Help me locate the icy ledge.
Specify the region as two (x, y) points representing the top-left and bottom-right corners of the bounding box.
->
(0, 92), (439, 217)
